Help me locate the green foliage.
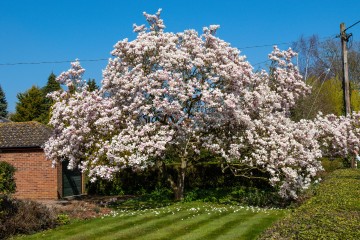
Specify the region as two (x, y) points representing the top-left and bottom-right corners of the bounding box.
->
(139, 187), (173, 202)
(86, 166), (162, 196)
(10, 73), (62, 124)
(87, 163), (283, 207)
(291, 77), (344, 120)
(0, 84), (8, 117)
(320, 157), (344, 172)
(86, 79), (99, 92)
(350, 83), (360, 112)
(183, 186), (285, 207)
(291, 77), (360, 121)
(260, 169), (360, 239)
(10, 85), (45, 123)
(42, 73), (61, 95)
(56, 214), (70, 225)
(0, 161), (16, 195)
(41, 73), (62, 123)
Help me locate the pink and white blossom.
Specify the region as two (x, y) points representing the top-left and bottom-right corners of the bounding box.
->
(44, 10), (335, 200)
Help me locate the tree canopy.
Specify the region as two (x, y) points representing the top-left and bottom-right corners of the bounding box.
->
(0, 85), (8, 118)
(10, 73), (61, 124)
(11, 85), (45, 122)
(44, 10), (329, 200)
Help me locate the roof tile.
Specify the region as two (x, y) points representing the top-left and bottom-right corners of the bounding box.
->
(0, 121), (53, 148)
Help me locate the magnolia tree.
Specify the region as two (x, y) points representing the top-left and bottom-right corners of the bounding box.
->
(314, 112), (360, 159)
(45, 10), (326, 200)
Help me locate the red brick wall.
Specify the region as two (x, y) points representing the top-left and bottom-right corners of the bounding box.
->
(0, 148), (60, 199)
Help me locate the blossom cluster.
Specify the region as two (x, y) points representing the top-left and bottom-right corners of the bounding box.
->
(314, 112), (360, 157)
(43, 10), (355, 199)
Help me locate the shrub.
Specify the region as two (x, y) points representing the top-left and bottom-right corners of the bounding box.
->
(56, 213), (70, 225)
(0, 196), (58, 239)
(87, 163), (274, 198)
(183, 186), (286, 208)
(320, 157), (344, 172)
(0, 161), (16, 195)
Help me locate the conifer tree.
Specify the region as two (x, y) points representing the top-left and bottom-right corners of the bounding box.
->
(11, 73), (62, 124)
(86, 79), (99, 92)
(42, 73), (61, 95)
(41, 73), (61, 123)
(11, 86), (45, 122)
(0, 85), (8, 118)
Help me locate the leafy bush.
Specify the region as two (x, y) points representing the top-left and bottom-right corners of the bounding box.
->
(56, 213), (70, 225)
(320, 157), (344, 172)
(183, 186), (286, 207)
(86, 166), (162, 196)
(87, 163), (274, 198)
(0, 196), (58, 239)
(0, 161), (16, 195)
(259, 169), (360, 239)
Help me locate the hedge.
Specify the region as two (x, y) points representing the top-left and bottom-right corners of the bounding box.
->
(259, 169), (360, 239)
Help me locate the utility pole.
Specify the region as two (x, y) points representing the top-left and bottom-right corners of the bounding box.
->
(340, 23), (351, 117)
(340, 23), (355, 168)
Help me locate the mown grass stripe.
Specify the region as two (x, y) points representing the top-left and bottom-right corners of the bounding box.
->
(14, 203), (286, 240)
(57, 213), (150, 239)
(216, 211), (284, 240)
(95, 209), (195, 240)
(14, 216), (133, 240)
(65, 210), (180, 240)
(204, 213), (258, 239)
(136, 210), (233, 240)
(20, 211), (164, 240)
(174, 210), (257, 240)
(238, 212), (285, 240)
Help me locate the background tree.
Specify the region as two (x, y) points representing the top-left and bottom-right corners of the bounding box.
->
(42, 73), (61, 95)
(291, 36), (360, 119)
(292, 35), (360, 83)
(40, 73), (61, 123)
(10, 86), (45, 123)
(10, 73), (61, 124)
(0, 85), (8, 118)
(86, 79), (99, 92)
(291, 77), (360, 121)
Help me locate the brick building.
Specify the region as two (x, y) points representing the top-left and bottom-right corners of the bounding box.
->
(0, 121), (84, 199)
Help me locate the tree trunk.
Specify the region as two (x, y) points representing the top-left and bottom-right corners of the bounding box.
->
(156, 158), (187, 201)
(174, 158), (187, 201)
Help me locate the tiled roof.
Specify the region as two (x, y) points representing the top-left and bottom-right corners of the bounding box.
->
(0, 121), (53, 148)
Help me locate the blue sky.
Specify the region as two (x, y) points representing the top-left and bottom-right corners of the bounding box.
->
(1, 0), (360, 112)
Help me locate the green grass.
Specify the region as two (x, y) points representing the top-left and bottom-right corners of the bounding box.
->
(14, 202), (285, 240)
(259, 169), (360, 239)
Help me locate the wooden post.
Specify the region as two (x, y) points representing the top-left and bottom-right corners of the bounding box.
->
(340, 23), (351, 117)
(341, 23), (354, 168)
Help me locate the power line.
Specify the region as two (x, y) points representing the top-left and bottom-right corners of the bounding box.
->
(0, 58), (108, 66)
(238, 35), (336, 50)
(239, 42), (291, 50)
(345, 20), (360, 32)
(0, 34), (339, 67)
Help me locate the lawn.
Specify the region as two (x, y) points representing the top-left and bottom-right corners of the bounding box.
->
(14, 202), (285, 240)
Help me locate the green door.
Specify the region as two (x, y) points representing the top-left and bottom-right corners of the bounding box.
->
(62, 161), (82, 197)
